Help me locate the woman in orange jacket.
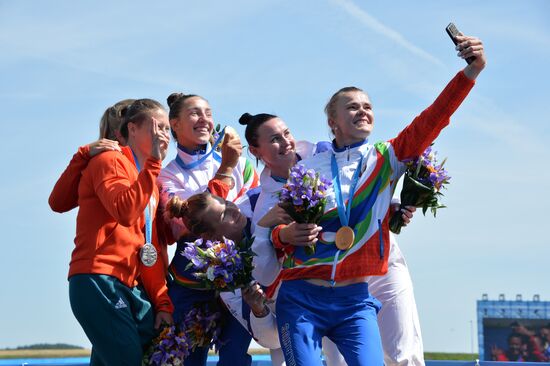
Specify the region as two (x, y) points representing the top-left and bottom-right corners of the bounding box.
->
(51, 99), (173, 365)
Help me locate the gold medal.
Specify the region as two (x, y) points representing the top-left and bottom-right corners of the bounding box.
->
(335, 226), (355, 250)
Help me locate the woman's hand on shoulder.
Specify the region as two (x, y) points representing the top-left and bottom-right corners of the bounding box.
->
(87, 139), (121, 157)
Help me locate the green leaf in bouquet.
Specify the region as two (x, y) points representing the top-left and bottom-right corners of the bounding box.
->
(401, 174), (434, 207)
(413, 156), (424, 178)
(196, 246), (208, 256)
(304, 245), (316, 256)
(204, 248), (218, 260)
(279, 201), (307, 224)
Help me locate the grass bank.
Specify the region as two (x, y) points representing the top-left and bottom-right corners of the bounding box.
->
(0, 349), (91, 359)
(425, 352), (478, 360)
(0, 349), (479, 360)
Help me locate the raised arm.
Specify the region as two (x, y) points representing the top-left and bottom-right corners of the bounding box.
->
(457, 35), (487, 81)
(390, 34), (486, 161)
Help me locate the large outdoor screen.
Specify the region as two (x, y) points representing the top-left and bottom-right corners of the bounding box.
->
(483, 318), (550, 362)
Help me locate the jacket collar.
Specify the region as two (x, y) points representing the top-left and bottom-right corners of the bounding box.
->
(331, 138), (368, 153)
(177, 143), (208, 155)
(175, 142), (214, 166)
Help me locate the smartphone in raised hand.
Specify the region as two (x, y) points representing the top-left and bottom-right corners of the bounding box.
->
(446, 22), (475, 64)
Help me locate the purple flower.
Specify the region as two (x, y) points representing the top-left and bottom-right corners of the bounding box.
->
(406, 146), (450, 191)
(280, 164), (331, 211)
(182, 303), (223, 352)
(182, 244), (207, 270)
(278, 164), (332, 255)
(144, 323), (189, 365)
(181, 236), (253, 291)
(391, 144), (451, 235)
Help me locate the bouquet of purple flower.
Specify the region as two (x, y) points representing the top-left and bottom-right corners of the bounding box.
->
(182, 237), (255, 292)
(183, 301), (223, 352)
(389, 145), (451, 234)
(142, 323), (189, 366)
(279, 164), (332, 255)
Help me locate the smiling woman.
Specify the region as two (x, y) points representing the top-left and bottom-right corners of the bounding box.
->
(166, 93), (214, 148)
(157, 92), (259, 366)
(272, 34), (487, 366)
(325, 86), (374, 142)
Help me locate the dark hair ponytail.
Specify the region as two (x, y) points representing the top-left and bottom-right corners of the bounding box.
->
(238, 112), (277, 147)
(167, 93), (185, 111)
(238, 113), (254, 126)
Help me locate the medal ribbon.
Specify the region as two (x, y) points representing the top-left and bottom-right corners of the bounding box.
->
(331, 153), (364, 228)
(175, 128), (225, 170)
(131, 149), (152, 244)
(329, 151), (363, 285)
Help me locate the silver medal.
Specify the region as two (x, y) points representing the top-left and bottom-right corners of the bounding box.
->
(140, 243), (157, 267)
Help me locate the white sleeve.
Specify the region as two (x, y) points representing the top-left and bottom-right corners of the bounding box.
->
(158, 166), (191, 240)
(390, 197), (401, 206)
(385, 142), (407, 183)
(250, 307), (280, 349)
(252, 226), (282, 286)
(219, 290), (250, 332)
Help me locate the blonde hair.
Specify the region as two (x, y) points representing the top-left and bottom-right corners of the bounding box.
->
(99, 99), (135, 141)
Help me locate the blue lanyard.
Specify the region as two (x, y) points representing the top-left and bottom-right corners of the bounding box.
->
(131, 149), (152, 244)
(271, 153), (300, 183)
(175, 128), (225, 170)
(271, 175), (288, 183)
(331, 153), (363, 227)
(329, 151), (363, 285)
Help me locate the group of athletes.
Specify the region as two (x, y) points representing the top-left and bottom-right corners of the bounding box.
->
(49, 32), (486, 365)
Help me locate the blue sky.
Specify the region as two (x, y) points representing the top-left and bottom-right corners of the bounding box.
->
(1, 0), (549, 353)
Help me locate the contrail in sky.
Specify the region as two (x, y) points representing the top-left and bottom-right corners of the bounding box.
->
(331, 0), (444, 66)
